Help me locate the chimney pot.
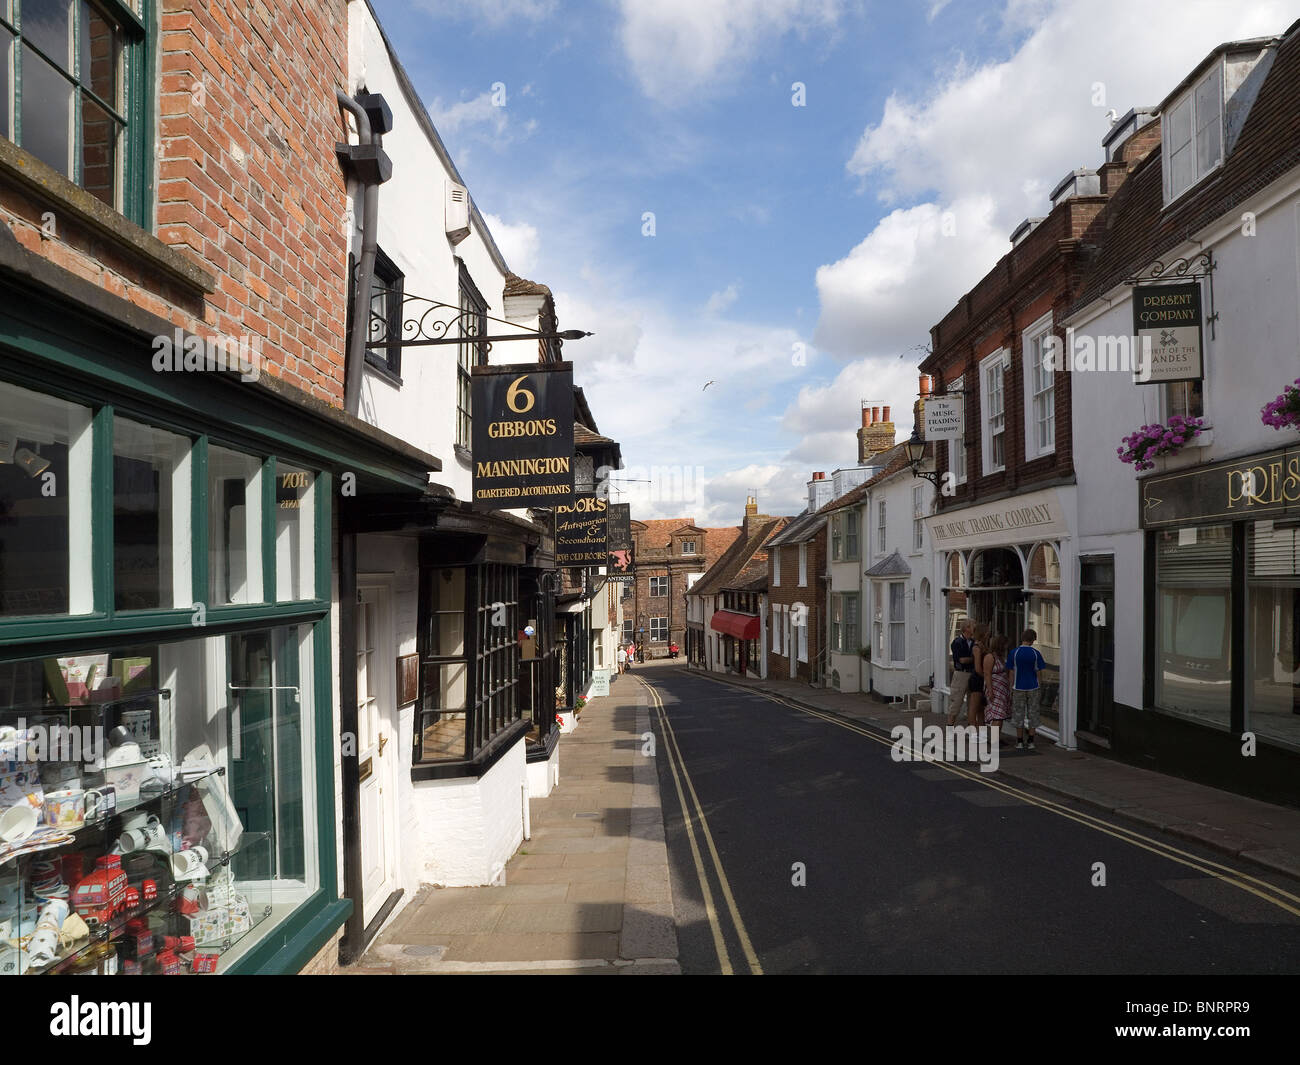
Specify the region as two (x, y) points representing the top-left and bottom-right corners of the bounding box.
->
(882, 405), (891, 423)
(919, 374), (933, 397)
(813, 471), (825, 480)
(861, 405), (871, 427)
(872, 406), (881, 424)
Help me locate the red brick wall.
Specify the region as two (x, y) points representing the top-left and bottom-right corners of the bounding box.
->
(2, 0), (350, 406)
(765, 527), (826, 682)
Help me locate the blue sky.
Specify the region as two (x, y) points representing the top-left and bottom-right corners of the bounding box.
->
(370, 0), (1299, 524)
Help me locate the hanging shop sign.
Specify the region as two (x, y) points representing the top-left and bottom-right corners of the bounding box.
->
(1140, 445), (1300, 528)
(923, 395), (964, 441)
(471, 362), (574, 509)
(1131, 282), (1204, 384)
(605, 502), (634, 579)
(555, 494), (608, 567)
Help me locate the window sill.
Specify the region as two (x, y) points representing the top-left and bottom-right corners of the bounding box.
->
(454, 443), (472, 466)
(410, 717), (529, 781)
(364, 357), (404, 389)
(0, 138), (215, 296)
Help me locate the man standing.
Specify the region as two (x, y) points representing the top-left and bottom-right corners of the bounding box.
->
(617, 645), (628, 675)
(1006, 628), (1049, 751)
(947, 619), (974, 726)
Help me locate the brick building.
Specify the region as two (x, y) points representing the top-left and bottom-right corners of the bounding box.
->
(919, 111), (1163, 743)
(624, 517), (739, 656)
(764, 509), (827, 684)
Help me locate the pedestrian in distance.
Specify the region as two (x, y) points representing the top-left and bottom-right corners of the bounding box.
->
(947, 619), (975, 726)
(617, 645), (628, 675)
(625, 643), (635, 671)
(968, 622), (990, 728)
(1007, 628), (1049, 751)
(984, 633), (1012, 749)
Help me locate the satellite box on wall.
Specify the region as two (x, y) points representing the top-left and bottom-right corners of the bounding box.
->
(446, 181), (470, 245)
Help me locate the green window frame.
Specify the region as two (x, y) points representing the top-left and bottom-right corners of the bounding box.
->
(0, 0), (152, 224)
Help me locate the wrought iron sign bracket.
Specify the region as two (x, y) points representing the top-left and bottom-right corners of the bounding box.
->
(363, 284), (591, 357)
(1125, 250), (1218, 340)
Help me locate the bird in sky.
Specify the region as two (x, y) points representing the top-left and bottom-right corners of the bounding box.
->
(702, 380), (714, 391)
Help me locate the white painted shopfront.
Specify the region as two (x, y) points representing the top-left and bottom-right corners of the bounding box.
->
(925, 486), (1079, 746)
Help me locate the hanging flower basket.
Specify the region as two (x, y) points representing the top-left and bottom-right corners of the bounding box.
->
(1261, 377), (1300, 432)
(1116, 416), (1206, 472)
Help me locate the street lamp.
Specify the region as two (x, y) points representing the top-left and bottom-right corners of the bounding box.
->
(906, 429), (942, 489)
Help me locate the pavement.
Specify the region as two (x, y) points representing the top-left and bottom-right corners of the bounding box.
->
(357, 675), (680, 974)
(690, 662), (1300, 882)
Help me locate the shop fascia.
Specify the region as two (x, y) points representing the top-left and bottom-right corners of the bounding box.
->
(925, 487), (1071, 551)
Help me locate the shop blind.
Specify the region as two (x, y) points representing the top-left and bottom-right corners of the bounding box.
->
(1249, 522), (1300, 581)
(1156, 528), (1232, 587)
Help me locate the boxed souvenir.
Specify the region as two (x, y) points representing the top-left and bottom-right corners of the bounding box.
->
(112, 657), (153, 695)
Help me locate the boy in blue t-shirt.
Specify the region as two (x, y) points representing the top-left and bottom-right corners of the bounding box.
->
(1006, 628), (1048, 751)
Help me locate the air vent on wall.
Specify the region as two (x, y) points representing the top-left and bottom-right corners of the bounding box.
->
(446, 181), (470, 245)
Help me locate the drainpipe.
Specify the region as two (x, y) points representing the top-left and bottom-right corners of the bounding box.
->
(336, 89), (380, 416)
(338, 522), (363, 964)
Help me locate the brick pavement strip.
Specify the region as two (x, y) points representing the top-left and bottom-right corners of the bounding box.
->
(359, 679), (680, 974)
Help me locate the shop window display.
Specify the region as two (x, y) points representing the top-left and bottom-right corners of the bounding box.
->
(1247, 521), (1300, 751)
(0, 624), (316, 975)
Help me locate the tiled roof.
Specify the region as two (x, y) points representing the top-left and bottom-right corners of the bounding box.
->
(574, 423), (617, 448)
(1072, 22), (1300, 313)
(767, 509), (825, 546)
(688, 517), (789, 598)
(631, 518), (697, 547)
(504, 272), (552, 297)
(864, 550), (912, 578)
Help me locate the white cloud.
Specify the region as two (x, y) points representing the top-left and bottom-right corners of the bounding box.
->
(813, 196), (1006, 362)
(927, 0), (953, 21)
(481, 213), (540, 275)
(705, 282), (741, 314)
(616, 0), (842, 105)
(429, 91), (508, 137)
(847, 0), (1295, 214)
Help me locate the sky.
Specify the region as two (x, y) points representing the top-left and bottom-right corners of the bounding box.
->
(370, 0), (1300, 526)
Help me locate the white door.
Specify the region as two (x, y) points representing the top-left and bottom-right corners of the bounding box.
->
(357, 585), (397, 925)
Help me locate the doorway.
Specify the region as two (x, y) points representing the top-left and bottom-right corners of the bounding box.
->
(357, 582), (398, 926)
(1077, 555), (1115, 740)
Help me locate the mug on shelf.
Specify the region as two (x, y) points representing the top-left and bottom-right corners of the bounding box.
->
(118, 815), (166, 854)
(169, 845), (209, 879)
(0, 803), (38, 843)
(43, 788), (86, 829)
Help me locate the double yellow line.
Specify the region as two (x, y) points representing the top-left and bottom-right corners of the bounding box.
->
(693, 673), (1300, 920)
(635, 676), (763, 975)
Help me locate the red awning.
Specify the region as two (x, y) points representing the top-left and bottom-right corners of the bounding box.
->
(710, 610), (760, 640)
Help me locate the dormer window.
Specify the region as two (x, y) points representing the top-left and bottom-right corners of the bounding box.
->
(1163, 62), (1223, 204)
(681, 539), (696, 554)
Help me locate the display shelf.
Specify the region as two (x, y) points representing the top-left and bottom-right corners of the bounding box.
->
(0, 688), (171, 718)
(44, 766), (226, 844)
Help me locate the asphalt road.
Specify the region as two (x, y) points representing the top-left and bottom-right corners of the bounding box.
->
(635, 662), (1300, 975)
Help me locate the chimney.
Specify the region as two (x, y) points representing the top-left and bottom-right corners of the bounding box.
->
(813, 471), (825, 480)
(857, 400), (896, 464)
(861, 404), (872, 427)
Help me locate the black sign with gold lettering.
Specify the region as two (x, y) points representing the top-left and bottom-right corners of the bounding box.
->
(1140, 446), (1300, 528)
(471, 362), (574, 510)
(555, 494), (608, 567)
(1131, 282), (1203, 385)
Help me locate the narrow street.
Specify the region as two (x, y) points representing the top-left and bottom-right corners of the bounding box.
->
(634, 662), (1300, 975)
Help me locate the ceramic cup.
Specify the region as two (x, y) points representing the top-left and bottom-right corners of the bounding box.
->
(118, 816), (165, 853)
(120, 811), (159, 833)
(42, 788), (85, 829)
(0, 803), (38, 843)
(169, 845), (208, 879)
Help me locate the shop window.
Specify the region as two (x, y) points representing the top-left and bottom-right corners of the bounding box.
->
(0, 622), (320, 972)
(1247, 521), (1300, 751)
(0, 0), (146, 220)
(650, 575), (667, 597)
(889, 581), (906, 663)
(208, 447), (263, 605)
(365, 247), (404, 381)
(650, 616), (668, 642)
(113, 419), (190, 611)
(0, 383), (93, 617)
(274, 463), (315, 602)
(1154, 525), (1232, 730)
(415, 564), (522, 765)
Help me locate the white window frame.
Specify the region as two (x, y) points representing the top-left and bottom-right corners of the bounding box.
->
(773, 547), (781, 587)
(681, 539), (696, 554)
(845, 509), (859, 560)
(797, 615), (808, 663)
(649, 575), (668, 597)
(1022, 312), (1055, 460)
(650, 616), (668, 641)
(772, 604), (782, 653)
(877, 500), (886, 555)
(947, 376), (967, 485)
(798, 543), (807, 586)
(980, 350), (1006, 475)
(1163, 61), (1224, 205)
(888, 580), (906, 664)
(830, 514), (842, 561)
(912, 485), (924, 552)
